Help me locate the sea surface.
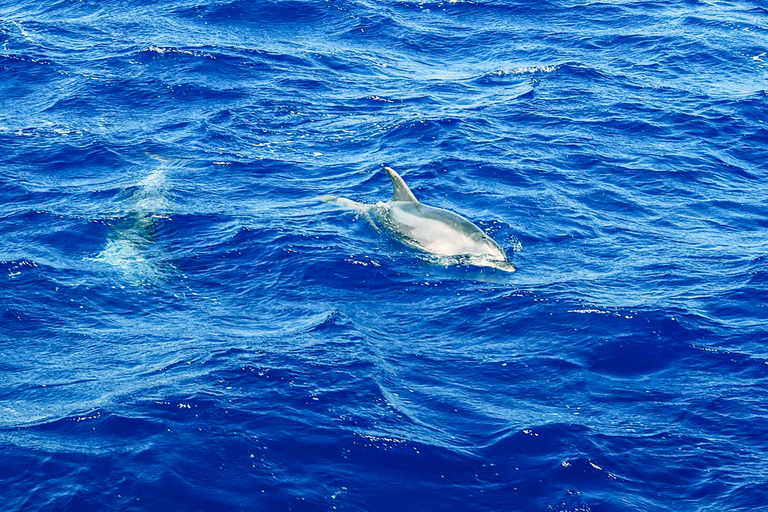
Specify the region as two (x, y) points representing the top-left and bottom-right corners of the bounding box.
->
(2, 0), (767, 510)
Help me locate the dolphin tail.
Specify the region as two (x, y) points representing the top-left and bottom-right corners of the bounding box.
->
(320, 195), (382, 232)
(319, 195), (369, 212)
(384, 167), (419, 203)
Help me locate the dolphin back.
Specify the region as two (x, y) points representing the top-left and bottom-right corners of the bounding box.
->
(384, 167), (419, 203)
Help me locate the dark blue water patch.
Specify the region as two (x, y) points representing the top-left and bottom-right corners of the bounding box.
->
(338, 9), (413, 44)
(192, 0), (337, 25)
(238, 47), (317, 71)
(305, 50), (379, 77)
(275, 76), (332, 96)
(0, 260), (69, 336)
(96, 75), (248, 110)
(736, 128), (768, 167)
(10, 137), (125, 175)
(746, 255), (768, 287)
(2, 424), (234, 510)
(0, 52), (61, 90)
(17, 212), (111, 256)
(382, 117), (463, 146)
(125, 46), (268, 92)
(2, 260), (141, 335)
(747, 5), (768, 15)
(417, 0), (562, 19)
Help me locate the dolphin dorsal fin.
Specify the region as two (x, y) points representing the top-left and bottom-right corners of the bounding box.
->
(384, 167), (419, 203)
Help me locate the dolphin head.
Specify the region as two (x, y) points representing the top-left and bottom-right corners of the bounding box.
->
(471, 230), (507, 260)
(464, 230), (516, 271)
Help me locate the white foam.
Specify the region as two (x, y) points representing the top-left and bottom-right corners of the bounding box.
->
(147, 45), (215, 59)
(494, 65), (560, 76)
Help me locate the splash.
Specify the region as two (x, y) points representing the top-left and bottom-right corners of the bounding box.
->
(491, 64), (560, 76)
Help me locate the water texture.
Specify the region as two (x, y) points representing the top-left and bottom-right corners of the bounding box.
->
(1, 0), (767, 510)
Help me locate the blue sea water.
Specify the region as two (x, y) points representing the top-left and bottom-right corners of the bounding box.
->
(2, 0), (767, 510)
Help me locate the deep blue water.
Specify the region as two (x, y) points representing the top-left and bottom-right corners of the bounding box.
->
(2, 0), (768, 510)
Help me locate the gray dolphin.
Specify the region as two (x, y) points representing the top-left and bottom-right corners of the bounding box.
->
(323, 167), (515, 272)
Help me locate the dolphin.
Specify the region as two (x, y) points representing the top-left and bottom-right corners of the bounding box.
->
(91, 156), (176, 285)
(323, 167), (515, 272)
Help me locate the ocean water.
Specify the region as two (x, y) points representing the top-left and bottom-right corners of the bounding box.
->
(1, 0), (767, 510)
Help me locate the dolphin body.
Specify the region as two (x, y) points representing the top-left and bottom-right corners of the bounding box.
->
(92, 156), (175, 285)
(324, 167), (515, 272)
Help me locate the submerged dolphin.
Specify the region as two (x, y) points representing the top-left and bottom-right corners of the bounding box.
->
(91, 156), (175, 284)
(324, 167), (515, 272)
